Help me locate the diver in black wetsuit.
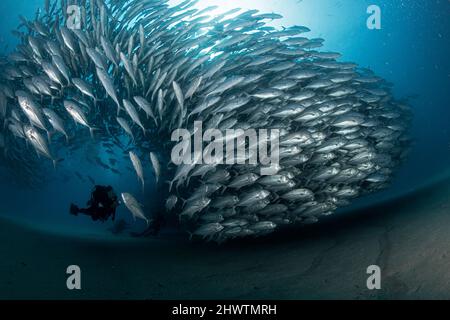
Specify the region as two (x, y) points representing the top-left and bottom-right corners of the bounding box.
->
(70, 185), (119, 222)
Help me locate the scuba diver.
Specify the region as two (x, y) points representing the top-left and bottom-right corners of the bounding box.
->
(70, 185), (120, 222)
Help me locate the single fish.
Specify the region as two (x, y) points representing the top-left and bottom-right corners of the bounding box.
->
(129, 151), (145, 191)
(149, 152), (161, 183)
(121, 193), (149, 225)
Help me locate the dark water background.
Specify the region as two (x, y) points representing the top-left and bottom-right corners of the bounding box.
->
(0, 0), (449, 236)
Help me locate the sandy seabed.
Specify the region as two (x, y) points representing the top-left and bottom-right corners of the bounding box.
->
(1, 178), (450, 300)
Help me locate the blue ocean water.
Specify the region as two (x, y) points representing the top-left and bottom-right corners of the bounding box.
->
(0, 0), (448, 236)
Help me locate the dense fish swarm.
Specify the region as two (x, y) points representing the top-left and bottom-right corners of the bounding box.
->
(0, 0), (412, 242)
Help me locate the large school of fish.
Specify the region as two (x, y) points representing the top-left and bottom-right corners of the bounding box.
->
(0, 0), (412, 242)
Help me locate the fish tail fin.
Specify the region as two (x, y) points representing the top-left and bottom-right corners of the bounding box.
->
(272, 192), (280, 202)
(187, 231), (193, 241)
(89, 127), (99, 139)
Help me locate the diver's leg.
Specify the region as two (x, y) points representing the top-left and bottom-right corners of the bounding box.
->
(77, 208), (90, 215)
(97, 208), (109, 222)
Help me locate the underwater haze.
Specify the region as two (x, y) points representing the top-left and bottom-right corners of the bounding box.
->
(0, 0), (450, 301)
(0, 0), (448, 237)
